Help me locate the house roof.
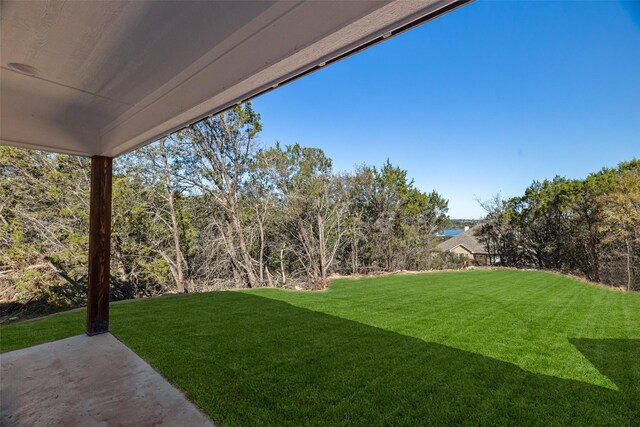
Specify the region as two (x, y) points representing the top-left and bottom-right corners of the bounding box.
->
(436, 224), (488, 255)
(0, 0), (470, 158)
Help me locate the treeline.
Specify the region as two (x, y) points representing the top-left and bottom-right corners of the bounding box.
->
(0, 103), (449, 311)
(478, 160), (640, 291)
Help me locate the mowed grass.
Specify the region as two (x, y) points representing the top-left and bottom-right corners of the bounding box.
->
(1, 270), (639, 425)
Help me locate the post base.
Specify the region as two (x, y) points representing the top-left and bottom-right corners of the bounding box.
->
(87, 320), (109, 336)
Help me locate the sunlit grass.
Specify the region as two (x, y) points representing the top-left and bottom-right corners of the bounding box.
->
(2, 270), (639, 425)
(249, 270), (639, 388)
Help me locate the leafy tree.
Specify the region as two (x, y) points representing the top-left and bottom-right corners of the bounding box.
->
(478, 160), (640, 290)
(0, 148), (89, 309)
(598, 168), (640, 290)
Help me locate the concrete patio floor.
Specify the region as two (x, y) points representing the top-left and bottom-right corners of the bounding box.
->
(1, 333), (215, 426)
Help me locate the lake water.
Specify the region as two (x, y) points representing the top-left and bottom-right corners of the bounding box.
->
(438, 229), (465, 237)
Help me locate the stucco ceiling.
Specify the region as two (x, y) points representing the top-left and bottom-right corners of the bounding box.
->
(1, 0), (469, 157)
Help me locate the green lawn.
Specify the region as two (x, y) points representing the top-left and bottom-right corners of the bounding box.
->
(2, 270), (639, 425)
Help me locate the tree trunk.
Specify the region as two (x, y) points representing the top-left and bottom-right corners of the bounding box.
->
(351, 233), (358, 275)
(231, 214), (258, 288)
(113, 236), (129, 283)
(626, 238), (632, 292)
(280, 245), (286, 285)
(167, 191), (186, 293)
(258, 218), (265, 284)
(425, 237), (432, 270)
(265, 265), (274, 287)
(159, 140), (188, 293)
(318, 213), (328, 285)
(219, 221), (244, 286)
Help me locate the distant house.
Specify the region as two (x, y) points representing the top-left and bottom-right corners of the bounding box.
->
(435, 224), (489, 265)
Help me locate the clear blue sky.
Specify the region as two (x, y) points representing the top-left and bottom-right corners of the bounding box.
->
(252, 1), (640, 219)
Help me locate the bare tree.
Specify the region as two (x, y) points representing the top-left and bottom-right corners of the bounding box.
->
(179, 104), (262, 288)
(258, 144), (348, 287)
(118, 138), (191, 293)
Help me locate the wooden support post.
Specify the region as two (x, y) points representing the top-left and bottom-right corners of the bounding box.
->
(87, 156), (113, 335)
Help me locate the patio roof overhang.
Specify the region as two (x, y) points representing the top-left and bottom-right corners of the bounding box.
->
(1, 0), (470, 158)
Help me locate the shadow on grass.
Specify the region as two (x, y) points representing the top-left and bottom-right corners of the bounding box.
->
(570, 338), (640, 422)
(111, 292), (639, 426)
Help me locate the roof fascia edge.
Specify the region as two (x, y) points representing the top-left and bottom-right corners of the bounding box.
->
(101, 0), (473, 158)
